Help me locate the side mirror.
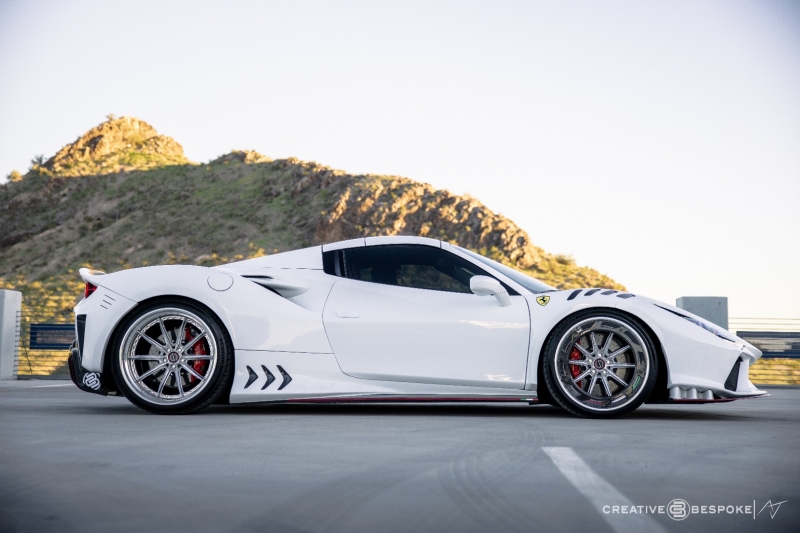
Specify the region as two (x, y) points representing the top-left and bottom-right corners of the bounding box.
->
(470, 276), (512, 307)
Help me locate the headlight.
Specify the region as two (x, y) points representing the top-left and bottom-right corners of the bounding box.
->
(654, 304), (737, 343)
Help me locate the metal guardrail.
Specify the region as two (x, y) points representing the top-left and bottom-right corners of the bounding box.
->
(736, 331), (800, 358)
(29, 324), (75, 350)
(11, 314), (800, 377)
(17, 314), (73, 378)
(729, 317), (800, 359)
(729, 317), (800, 333)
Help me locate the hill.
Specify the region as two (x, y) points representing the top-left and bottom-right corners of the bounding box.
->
(1, 116), (624, 330)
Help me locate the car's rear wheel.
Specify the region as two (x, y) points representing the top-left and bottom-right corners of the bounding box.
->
(111, 300), (233, 414)
(542, 310), (657, 418)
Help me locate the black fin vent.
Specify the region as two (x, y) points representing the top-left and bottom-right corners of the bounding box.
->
(244, 366), (258, 389)
(277, 365), (292, 390)
(261, 366), (275, 390)
(724, 357), (743, 391)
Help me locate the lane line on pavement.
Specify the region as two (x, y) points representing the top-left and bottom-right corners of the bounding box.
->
(0, 383), (74, 390)
(543, 446), (666, 533)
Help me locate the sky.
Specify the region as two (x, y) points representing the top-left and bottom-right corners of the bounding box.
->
(0, 0), (798, 319)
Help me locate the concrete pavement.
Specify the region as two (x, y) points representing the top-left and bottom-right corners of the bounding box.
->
(1, 381), (797, 533)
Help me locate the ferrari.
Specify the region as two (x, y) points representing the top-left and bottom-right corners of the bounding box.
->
(68, 236), (767, 417)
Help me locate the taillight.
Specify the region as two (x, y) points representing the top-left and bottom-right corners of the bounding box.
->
(84, 282), (98, 299)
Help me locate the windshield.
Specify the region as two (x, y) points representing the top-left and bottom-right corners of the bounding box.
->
(456, 247), (556, 294)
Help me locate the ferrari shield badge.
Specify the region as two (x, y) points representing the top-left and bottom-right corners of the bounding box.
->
(536, 295), (550, 306)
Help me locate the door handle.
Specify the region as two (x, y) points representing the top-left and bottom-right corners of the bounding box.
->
(336, 311), (360, 318)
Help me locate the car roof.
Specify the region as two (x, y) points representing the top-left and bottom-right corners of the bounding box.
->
(221, 236), (443, 270)
(322, 236), (441, 251)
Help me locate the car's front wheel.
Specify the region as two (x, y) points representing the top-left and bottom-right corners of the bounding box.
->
(111, 300), (233, 414)
(542, 310), (658, 418)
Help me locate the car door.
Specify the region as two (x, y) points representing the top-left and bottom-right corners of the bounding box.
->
(322, 244), (530, 389)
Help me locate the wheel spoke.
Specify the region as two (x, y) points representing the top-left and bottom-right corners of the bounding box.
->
(600, 374), (612, 396)
(128, 354), (163, 360)
(183, 332), (207, 353)
(587, 373), (599, 394)
(176, 318), (187, 347)
(609, 345), (631, 360)
(601, 332), (614, 355)
(157, 368), (172, 397)
(183, 354), (213, 360)
(137, 363), (168, 381)
(175, 368), (185, 397)
(574, 343), (592, 359)
(590, 332), (599, 354)
(608, 372), (629, 388)
(159, 318), (172, 349)
(569, 359), (591, 367)
(138, 332), (166, 351)
(607, 362), (635, 369)
(180, 363), (205, 382)
(574, 368), (592, 382)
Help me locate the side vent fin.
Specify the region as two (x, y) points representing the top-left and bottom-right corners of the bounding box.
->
(245, 366), (258, 389)
(242, 275), (309, 298)
(261, 365), (275, 390)
(277, 365), (292, 390)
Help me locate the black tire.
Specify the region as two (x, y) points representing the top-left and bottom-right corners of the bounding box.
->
(542, 309), (658, 418)
(110, 299), (233, 414)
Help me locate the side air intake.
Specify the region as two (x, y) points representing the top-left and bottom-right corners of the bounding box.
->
(724, 357), (743, 391)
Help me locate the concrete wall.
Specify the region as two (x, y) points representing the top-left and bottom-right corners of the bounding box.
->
(676, 296), (728, 330)
(0, 290), (22, 380)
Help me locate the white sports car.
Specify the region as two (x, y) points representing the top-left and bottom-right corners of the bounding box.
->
(68, 236), (767, 417)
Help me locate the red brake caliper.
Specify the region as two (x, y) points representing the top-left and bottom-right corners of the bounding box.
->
(569, 347), (583, 387)
(185, 328), (208, 384)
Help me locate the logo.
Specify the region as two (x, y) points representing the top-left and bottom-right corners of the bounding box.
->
(536, 295), (550, 306)
(667, 499), (690, 521)
(602, 499), (782, 521)
(758, 500), (787, 519)
(82, 372), (101, 390)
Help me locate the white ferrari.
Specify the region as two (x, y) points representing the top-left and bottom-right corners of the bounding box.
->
(68, 236), (767, 417)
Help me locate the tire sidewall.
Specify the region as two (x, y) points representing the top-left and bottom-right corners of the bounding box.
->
(111, 299), (233, 414)
(542, 309), (658, 418)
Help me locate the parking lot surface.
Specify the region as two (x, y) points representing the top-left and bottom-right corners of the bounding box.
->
(1, 382), (797, 532)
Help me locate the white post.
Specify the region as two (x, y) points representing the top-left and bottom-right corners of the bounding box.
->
(0, 290), (22, 380)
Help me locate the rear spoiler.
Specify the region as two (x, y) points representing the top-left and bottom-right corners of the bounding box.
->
(79, 267), (107, 286)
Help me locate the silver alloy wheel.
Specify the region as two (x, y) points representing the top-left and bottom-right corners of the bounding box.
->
(554, 316), (650, 412)
(119, 307), (218, 406)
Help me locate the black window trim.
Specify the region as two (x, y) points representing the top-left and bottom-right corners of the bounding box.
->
(322, 244), (520, 296)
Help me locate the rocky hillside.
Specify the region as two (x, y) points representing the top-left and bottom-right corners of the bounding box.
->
(1, 116), (624, 322)
(40, 116), (189, 176)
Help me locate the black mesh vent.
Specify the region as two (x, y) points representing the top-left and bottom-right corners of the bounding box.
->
(76, 314), (86, 358)
(724, 357), (742, 391)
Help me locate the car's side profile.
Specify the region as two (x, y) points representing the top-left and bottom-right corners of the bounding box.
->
(69, 236), (767, 417)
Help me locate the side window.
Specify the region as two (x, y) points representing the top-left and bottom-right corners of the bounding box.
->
(323, 245), (517, 295)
